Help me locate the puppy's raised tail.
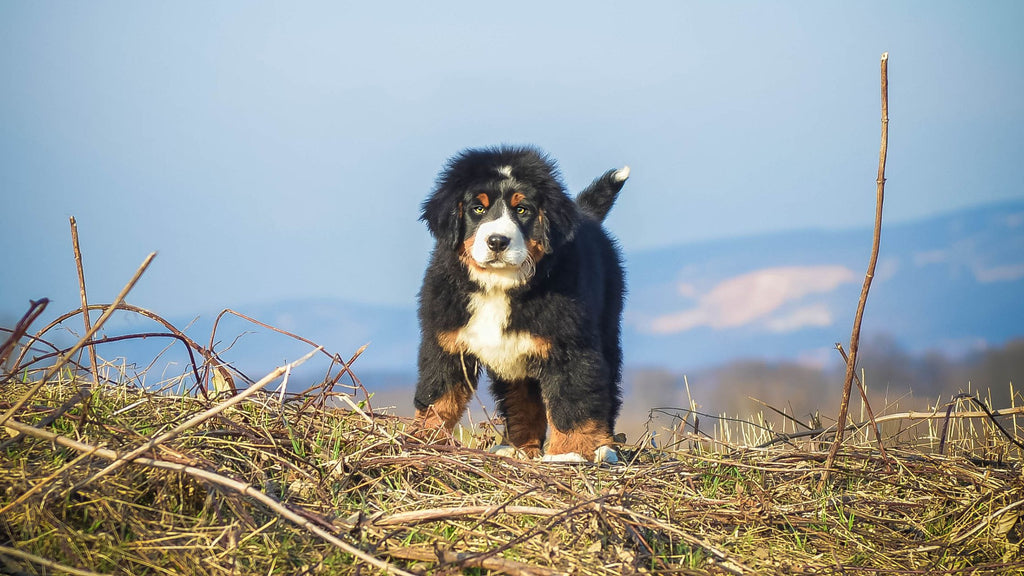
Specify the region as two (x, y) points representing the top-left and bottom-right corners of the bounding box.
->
(576, 166), (630, 222)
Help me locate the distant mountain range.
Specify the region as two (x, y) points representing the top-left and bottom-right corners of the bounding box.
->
(624, 199), (1024, 370)
(190, 199), (1024, 377)
(23, 200), (1023, 432)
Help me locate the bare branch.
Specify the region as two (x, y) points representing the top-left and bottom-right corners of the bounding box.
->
(0, 252), (157, 427)
(823, 52), (889, 481)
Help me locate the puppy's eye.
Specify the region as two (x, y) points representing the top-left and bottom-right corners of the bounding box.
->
(472, 205), (486, 215)
(515, 206), (530, 216)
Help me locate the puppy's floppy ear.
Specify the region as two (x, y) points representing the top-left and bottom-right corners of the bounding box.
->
(420, 178), (465, 250)
(538, 185), (579, 253)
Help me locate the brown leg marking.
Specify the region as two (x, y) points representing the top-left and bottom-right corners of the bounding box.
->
(546, 419), (614, 462)
(412, 385), (471, 443)
(502, 381), (547, 458)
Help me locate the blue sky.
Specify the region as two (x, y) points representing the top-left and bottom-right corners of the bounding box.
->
(2, 2), (1023, 324)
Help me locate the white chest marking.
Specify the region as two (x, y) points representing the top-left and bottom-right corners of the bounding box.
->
(458, 290), (542, 380)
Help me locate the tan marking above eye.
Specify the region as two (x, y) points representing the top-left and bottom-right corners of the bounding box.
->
(475, 193), (490, 208)
(510, 192), (526, 207)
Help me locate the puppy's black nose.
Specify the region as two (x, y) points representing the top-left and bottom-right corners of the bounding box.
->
(487, 234), (510, 253)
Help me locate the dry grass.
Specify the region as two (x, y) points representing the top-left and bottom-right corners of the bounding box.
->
(2, 348), (1022, 576)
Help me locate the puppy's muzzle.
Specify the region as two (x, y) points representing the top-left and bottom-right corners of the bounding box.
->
(486, 234), (511, 253)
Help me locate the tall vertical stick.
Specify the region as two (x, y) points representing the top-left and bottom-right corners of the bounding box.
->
(823, 52), (889, 481)
(70, 217), (101, 386)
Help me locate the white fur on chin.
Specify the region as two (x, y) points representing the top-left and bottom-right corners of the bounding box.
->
(467, 258), (534, 291)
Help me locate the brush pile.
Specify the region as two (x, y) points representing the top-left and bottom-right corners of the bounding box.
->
(2, 315), (1023, 576)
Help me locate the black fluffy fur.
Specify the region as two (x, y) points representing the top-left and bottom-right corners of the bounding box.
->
(414, 146), (627, 451)
(577, 168), (628, 222)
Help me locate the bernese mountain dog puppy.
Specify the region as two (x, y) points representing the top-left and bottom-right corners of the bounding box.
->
(412, 146), (628, 463)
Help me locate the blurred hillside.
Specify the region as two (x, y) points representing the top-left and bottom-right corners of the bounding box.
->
(5, 200), (1022, 439)
(619, 336), (1024, 440)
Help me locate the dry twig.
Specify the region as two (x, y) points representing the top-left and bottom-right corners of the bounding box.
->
(824, 52), (890, 481)
(0, 298), (48, 369)
(69, 216), (101, 387)
(0, 544), (111, 576)
(836, 342), (891, 468)
(383, 546), (564, 576)
(3, 412), (413, 576)
(74, 346), (322, 489)
(0, 252), (156, 427)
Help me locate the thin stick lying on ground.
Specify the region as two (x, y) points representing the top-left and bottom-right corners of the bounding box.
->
(74, 346), (321, 490)
(0, 544), (111, 576)
(950, 496), (1024, 545)
(70, 216), (100, 387)
(0, 252), (156, 427)
(383, 547), (562, 576)
(369, 505), (561, 527)
(824, 52), (889, 480)
(2, 417), (414, 576)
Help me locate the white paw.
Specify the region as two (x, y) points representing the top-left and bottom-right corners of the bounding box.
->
(540, 452), (587, 463)
(613, 165), (631, 182)
(489, 445), (529, 459)
(594, 445), (619, 464)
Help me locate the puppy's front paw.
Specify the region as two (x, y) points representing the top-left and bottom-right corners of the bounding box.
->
(594, 445), (619, 464)
(540, 446), (619, 464)
(540, 452), (587, 463)
(489, 445), (530, 459)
